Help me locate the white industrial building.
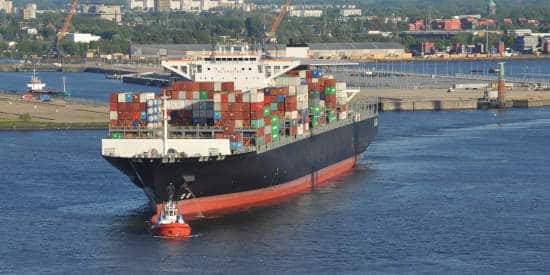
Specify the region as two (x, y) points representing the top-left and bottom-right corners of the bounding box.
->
(64, 33), (101, 44)
(340, 9), (361, 17)
(289, 9), (323, 18)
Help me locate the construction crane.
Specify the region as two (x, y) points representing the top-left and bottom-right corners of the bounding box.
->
(55, 0), (78, 57)
(266, 0), (292, 42)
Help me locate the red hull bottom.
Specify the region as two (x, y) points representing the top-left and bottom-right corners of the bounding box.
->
(151, 223), (192, 237)
(154, 155), (358, 221)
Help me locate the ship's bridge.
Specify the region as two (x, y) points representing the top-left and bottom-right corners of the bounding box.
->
(161, 44), (300, 91)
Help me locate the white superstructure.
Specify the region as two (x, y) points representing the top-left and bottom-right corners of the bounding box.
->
(161, 44), (300, 91)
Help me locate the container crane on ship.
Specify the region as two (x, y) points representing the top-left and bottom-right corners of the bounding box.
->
(54, 0), (78, 57)
(262, 0), (292, 54)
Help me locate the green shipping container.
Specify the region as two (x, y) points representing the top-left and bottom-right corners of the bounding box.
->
(263, 106), (271, 117)
(271, 103), (278, 111)
(309, 106), (320, 115)
(324, 87), (336, 95)
(272, 132), (279, 142)
(272, 125), (278, 132)
(199, 90), (208, 99)
(111, 133), (123, 139)
(271, 115), (279, 125)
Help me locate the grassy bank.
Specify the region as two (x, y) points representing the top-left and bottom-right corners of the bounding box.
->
(0, 120), (108, 131)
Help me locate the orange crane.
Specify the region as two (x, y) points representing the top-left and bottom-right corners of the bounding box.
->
(266, 0), (292, 42)
(55, 0), (78, 56)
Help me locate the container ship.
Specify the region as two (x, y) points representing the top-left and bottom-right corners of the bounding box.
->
(101, 44), (379, 222)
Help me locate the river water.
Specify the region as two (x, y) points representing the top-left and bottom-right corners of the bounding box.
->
(0, 71), (159, 102)
(1, 107), (549, 273)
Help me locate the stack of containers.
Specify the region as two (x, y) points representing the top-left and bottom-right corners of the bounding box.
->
(146, 98), (161, 128)
(284, 95), (298, 136)
(112, 92), (151, 128)
(324, 78), (337, 123)
(336, 81), (348, 120)
(308, 91), (321, 129)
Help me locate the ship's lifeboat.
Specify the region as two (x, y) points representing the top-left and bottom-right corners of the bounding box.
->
(150, 201), (191, 238)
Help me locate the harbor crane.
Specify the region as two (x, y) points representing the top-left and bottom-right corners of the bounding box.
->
(54, 0), (78, 57)
(262, 0), (291, 55)
(266, 0), (292, 43)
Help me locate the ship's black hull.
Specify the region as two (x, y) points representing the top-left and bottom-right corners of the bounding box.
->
(104, 116), (378, 211)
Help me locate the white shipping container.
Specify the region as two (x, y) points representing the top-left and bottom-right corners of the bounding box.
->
(165, 99), (186, 110)
(336, 82), (347, 91)
(178, 91), (186, 99)
(117, 93), (128, 103)
(299, 70), (306, 78)
(234, 120), (243, 128)
(139, 92), (155, 103)
(311, 78), (318, 83)
(193, 91), (200, 99)
(248, 92), (264, 103)
(214, 82), (222, 91)
(296, 85), (308, 95)
(288, 86), (296, 95)
(109, 111), (118, 120)
(214, 102), (221, 111)
(265, 126), (271, 134)
(319, 101), (325, 108)
(297, 124), (304, 135)
(228, 93), (236, 103)
(214, 93), (221, 102)
(338, 112), (348, 120)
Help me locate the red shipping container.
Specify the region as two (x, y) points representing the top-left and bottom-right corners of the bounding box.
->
(235, 93), (243, 103)
(132, 94), (140, 103)
(221, 82), (234, 92)
(265, 134), (272, 143)
(117, 103), (128, 112)
(308, 83), (320, 91)
(208, 90), (215, 99)
(221, 94), (229, 103)
(110, 103), (117, 111)
(306, 70), (312, 79)
(171, 90), (179, 99)
(242, 119), (250, 128)
(199, 82), (215, 91)
(250, 103), (264, 112)
(264, 117), (271, 125)
(110, 94), (117, 103)
(221, 103), (229, 112)
(250, 111), (263, 120)
(132, 112), (140, 120)
(215, 133), (224, 139)
(257, 127), (265, 136)
(131, 103), (141, 112)
(325, 79), (336, 87)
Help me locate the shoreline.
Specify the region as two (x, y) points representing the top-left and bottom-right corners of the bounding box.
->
(0, 121), (108, 131)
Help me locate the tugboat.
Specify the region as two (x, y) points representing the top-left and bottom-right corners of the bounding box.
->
(26, 69), (47, 92)
(150, 199), (191, 238)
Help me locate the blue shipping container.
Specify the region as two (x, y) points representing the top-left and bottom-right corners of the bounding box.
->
(140, 112), (147, 120)
(125, 94), (133, 102)
(230, 141), (243, 150)
(214, 111), (221, 120)
(277, 95), (285, 103)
